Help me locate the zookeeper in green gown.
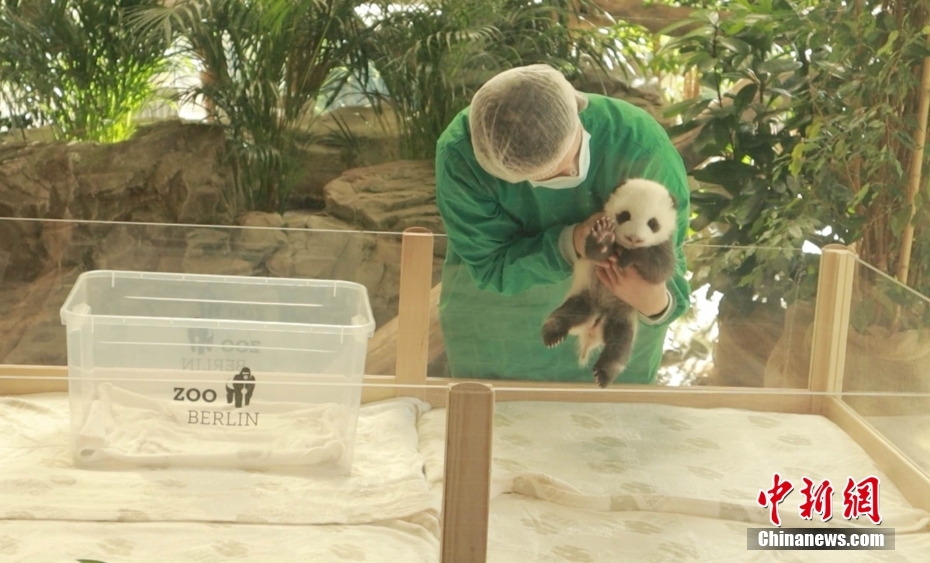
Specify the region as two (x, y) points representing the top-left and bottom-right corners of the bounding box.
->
(433, 63), (692, 385)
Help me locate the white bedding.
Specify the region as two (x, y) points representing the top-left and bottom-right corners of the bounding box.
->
(4, 393), (930, 562)
(0, 518), (439, 563)
(488, 494), (930, 563)
(419, 401), (930, 532)
(75, 383), (356, 469)
(0, 392), (438, 526)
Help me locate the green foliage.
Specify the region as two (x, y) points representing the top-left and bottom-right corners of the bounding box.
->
(129, 0), (373, 213)
(662, 0), (930, 327)
(596, 21), (692, 103)
(788, 1), (930, 300)
(0, 0), (171, 143)
(661, 1), (819, 313)
(361, 0), (626, 160)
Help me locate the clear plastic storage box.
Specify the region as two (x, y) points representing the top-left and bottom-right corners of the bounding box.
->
(59, 270), (376, 475)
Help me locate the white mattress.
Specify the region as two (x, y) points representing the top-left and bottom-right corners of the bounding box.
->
(0, 393), (438, 526)
(0, 518), (439, 563)
(488, 494), (930, 563)
(4, 393), (930, 562)
(421, 401), (930, 561)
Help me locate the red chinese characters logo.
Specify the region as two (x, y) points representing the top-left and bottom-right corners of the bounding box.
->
(757, 473), (794, 526)
(843, 476), (882, 525)
(756, 473), (882, 526)
(799, 476), (834, 522)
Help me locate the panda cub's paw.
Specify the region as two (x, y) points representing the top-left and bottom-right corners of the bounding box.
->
(584, 216), (616, 262)
(593, 363), (624, 388)
(542, 317), (566, 349)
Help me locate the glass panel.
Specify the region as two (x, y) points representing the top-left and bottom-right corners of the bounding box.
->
(842, 257), (930, 476)
(430, 240), (822, 390)
(3, 220), (930, 559)
(0, 217), (413, 374)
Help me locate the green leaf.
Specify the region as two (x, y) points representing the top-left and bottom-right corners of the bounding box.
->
(693, 159), (757, 188)
(877, 30), (899, 56)
(690, 191), (731, 206)
(732, 82), (758, 108)
(657, 18), (705, 38)
(735, 187), (769, 226)
(732, 53), (755, 71)
(891, 205), (914, 234)
(789, 142), (805, 177)
(719, 36), (752, 55)
(698, 56), (720, 72)
(666, 119), (705, 138)
(853, 184), (871, 205)
(757, 58), (803, 76)
(692, 119), (724, 156)
(726, 20), (747, 35)
(709, 104), (738, 118)
(681, 24), (719, 41)
(663, 96), (710, 118)
(806, 118), (823, 141)
(714, 120), (733, 153)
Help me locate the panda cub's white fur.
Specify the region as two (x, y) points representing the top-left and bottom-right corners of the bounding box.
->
(542, 178), (678, 388)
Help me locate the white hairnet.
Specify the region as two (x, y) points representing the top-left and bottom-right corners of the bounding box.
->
(468, 64), (589, 183)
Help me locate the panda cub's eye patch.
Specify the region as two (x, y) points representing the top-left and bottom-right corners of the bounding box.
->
(616, 211), (631, 224)
(647, 218), (659, 232)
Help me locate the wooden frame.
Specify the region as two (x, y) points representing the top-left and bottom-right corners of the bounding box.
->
(3, 227), (930, 563)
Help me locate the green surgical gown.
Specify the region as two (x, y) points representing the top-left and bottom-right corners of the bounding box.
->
(434, 93), (691, 385)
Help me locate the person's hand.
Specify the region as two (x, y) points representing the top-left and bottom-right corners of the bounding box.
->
(596, 261), (669, 317)
(573, 212), (617, 267)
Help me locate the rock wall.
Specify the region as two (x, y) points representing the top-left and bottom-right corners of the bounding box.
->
(0, 120), (231, 223)
(0, 120), (233, 284)
(0, 210), (444, 366)
(0, 122), (445, 365)
(287, 106), (402, 209)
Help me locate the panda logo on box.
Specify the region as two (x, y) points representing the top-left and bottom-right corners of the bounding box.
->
(226, 367), (256, 408)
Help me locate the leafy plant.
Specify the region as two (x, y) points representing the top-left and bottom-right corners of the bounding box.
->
(661, 0), (930, 329)
(360, 0), (627, 160)
(788, 1), (930, 298)
(0, 0), (172, 143)
(660, 1), (819, 316)
(129, 0), (373, 213)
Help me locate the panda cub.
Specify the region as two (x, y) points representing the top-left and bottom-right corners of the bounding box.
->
(542, 178), (678, 388)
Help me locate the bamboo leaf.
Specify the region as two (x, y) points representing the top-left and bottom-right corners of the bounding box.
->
(757, 58), (803, 76)
(876, 30), (899, 56)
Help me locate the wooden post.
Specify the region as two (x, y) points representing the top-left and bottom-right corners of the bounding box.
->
(394, 227), (434, 397)
(440, 382), (494, 563)
(808, 244), (858, 413)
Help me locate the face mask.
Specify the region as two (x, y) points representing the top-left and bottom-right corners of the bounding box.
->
(528, 129), (591, 190)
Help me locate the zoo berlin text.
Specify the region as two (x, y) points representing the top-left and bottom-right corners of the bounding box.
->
(749, 472), (894, 550)
(182, 331), (261, 427)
